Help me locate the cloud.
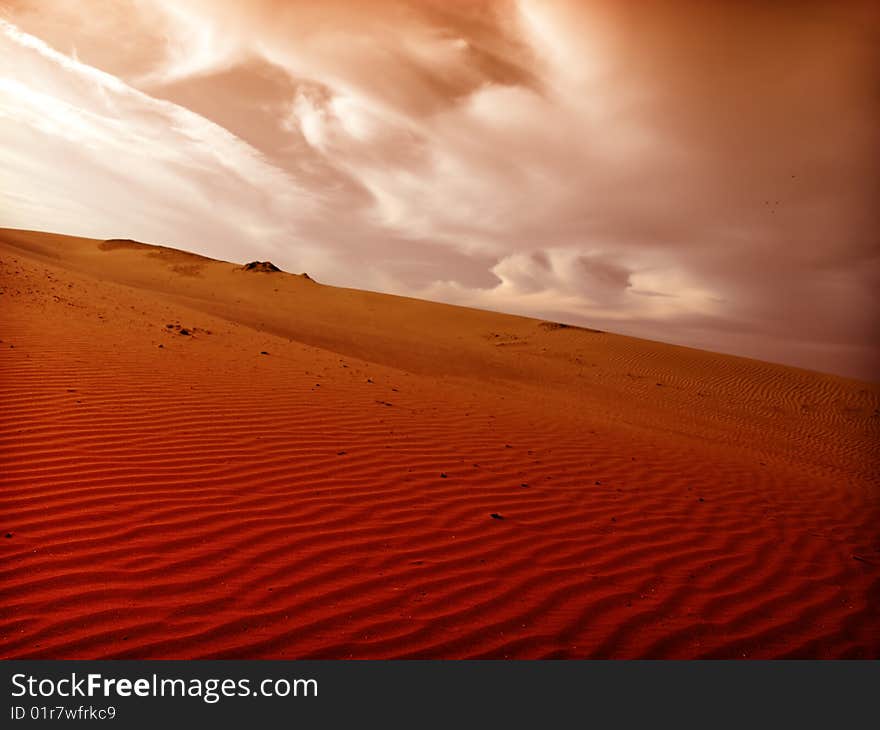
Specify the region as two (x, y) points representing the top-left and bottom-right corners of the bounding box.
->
(1, 2), (878, 379)
(0, 18), (323, 266)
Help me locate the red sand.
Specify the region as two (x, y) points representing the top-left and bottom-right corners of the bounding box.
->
(1, 228), (878, 658)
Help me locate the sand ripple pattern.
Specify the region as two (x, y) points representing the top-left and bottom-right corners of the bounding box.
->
(1, 243), (878, 658)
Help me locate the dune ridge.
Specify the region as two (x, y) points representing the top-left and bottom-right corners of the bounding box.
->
(1, 227), (878, 658)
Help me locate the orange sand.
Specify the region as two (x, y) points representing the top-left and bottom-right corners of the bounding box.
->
(1, 227), (877, 658)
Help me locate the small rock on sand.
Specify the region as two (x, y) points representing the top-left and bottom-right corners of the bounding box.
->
(242, 261), (281, 273)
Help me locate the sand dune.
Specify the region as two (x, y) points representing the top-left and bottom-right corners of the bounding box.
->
(1, 227), (878, 658)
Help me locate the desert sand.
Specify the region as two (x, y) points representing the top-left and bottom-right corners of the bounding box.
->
(0, 227), (877, 658)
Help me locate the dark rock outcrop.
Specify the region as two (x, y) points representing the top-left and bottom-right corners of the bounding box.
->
(242, 261), (282, 273)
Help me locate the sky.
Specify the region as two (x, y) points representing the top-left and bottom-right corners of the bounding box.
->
(1, 1), (878, 379)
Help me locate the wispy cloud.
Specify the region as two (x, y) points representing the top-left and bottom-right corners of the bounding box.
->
(0, 18), (321, 265)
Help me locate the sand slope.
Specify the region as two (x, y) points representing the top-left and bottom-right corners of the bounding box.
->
(1, 227), (878, 658)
